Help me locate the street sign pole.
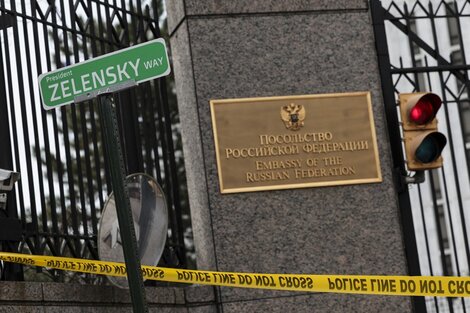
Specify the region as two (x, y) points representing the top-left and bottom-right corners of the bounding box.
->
(98, 93), (148, 313)
(38, 38), (173, 312)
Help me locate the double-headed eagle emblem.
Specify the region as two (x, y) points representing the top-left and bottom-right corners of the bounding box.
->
(280, 103), (306, 131)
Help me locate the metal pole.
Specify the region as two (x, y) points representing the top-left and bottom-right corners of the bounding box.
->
(370, 1), (426, 312)
(98, 94), (148, 313)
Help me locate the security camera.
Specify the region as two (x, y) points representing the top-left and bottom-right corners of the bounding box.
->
(0, 169), (20, 191)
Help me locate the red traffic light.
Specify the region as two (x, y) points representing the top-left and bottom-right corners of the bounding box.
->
(408, 93), (442, 125)
(399, 92), (447, 171)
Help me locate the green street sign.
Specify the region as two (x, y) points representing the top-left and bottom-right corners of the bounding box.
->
(39, 38), (170, 110)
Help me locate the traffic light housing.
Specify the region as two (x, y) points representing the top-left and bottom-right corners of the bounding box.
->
(399, 92), (447, 171)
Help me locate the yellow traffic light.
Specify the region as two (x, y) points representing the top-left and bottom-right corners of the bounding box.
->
(399, 92), (447, 171)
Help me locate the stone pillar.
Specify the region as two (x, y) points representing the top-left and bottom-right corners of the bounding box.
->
(167, 1), (412, 312)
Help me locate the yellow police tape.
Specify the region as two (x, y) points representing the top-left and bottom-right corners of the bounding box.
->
(1, 252), (470, 297)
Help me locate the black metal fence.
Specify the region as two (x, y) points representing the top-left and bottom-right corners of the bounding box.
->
(373, 0), (470, 312)
(0, 0), (191, 283)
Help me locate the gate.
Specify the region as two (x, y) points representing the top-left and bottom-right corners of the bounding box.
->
(0, 0), (191, 283)
(372, 0), (470, 312)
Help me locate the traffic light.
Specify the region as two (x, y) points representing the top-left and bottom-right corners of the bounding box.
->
(399, 92), (447, 171)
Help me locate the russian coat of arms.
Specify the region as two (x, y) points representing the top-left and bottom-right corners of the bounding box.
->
(280, 103), (306, 131)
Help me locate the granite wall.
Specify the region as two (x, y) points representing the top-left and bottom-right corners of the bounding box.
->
(167, 0), (412, 312)
(0, 282), (215, 312)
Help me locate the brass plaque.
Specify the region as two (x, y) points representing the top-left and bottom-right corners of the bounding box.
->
(210, 92), (382, 194)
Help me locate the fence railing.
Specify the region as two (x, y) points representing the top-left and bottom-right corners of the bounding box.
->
(0, 0), (192, 283)
(376, 1), (470, 312)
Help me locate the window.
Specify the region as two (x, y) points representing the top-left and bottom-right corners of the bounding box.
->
(450, 51), (464, 91)
(437, 203), (449, 250)
(431, 169), (442, 200)
(415, 59), (427, 91)
(450, 50), (463, 65)
(408, 18), (420, 54)
(459, 100), (470, 150)
(446, 2), (460, 46)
